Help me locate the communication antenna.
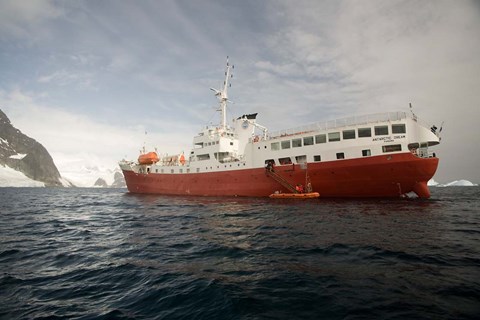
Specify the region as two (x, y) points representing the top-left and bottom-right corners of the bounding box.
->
(140, 130), (147, 154)
(409, 102), (417, 121)
(210, 56), (234, 130)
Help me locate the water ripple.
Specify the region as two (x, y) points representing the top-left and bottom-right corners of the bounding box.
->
(0, 187), (479, 319)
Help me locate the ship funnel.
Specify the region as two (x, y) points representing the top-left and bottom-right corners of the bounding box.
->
(234, 114), (256, 155)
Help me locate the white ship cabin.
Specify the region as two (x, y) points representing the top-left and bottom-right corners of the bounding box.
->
(245, 111), (440, 170)
(123, 110), (440, 175)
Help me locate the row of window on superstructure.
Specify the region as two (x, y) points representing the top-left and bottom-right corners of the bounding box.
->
(267, 144), (402, 166)
(271, 124), (406, 150)
(196, 139), (234, 148)
(151, 162), (247, 174)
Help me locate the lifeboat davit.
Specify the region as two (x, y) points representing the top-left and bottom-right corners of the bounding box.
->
(138, 152), (159, 165)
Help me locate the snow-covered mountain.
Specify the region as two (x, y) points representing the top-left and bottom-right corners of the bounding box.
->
(0, 109), (70, 187)
(55, 156), (126, 188)
(0, 164), (45, 187)
(0, 107), (126, 188)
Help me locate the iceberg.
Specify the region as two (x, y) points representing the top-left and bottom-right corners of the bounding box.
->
(437, 180), (478, 187)
(427, 179), (440, 186)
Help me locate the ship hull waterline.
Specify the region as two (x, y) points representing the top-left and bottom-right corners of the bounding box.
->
(122, 153), (438, 198)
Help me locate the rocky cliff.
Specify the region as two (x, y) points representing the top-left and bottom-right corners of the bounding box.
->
(93, 171), (126, 188)
(110, 171), (126, 188)
(94, 177), (109, 187)
(0, 109), (63, 187)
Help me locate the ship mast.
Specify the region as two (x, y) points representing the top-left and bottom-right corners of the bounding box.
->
(210, 57), (233, 131)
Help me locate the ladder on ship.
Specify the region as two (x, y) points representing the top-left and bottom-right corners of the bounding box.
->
(265, 168), (299, 193)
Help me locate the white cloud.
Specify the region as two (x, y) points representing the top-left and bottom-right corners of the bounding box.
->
(0, 0), (62, 39)
(37, 69), (95, 89)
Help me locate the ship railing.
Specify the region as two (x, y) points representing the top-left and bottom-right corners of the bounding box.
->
(268, 111), (408, 139)
(410, 113), (438, 135)
(119, 160), (135, 166)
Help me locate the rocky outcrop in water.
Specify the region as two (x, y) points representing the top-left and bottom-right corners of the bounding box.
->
(94, 177), (108, 187)
(0, 109), (63, 187)
(92, 171), (126, 188)
(110, 171), (126, 188)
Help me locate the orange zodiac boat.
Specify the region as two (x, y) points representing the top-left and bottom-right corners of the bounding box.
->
(269, 192), (320, 199)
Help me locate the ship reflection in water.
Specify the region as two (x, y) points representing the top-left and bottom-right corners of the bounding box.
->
(122, 192), (444, 286)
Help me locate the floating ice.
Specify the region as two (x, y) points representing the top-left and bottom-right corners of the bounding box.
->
(436, 179), (479, 187)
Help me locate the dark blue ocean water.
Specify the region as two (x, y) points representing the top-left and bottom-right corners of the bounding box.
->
(0, 187), (479, 320)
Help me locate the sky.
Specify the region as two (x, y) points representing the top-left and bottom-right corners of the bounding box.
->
(0, 0), (479, 184)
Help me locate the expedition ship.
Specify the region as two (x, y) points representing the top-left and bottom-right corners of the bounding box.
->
(120, 59), (440, 198)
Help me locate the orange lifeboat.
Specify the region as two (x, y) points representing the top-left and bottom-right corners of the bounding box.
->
(269, 192), (320, 199)
(138, 152), (159, 165)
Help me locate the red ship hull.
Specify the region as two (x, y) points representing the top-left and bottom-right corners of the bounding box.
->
(122, 153), (438, 198)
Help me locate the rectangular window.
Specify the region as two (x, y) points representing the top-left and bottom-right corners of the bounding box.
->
(392, 124), (406, 134)
(179, 169), (183, 173)
(343, 129), (356, 140)
(295, 155), (307, 164)
(171, 169), (174, 173)
(336, 152), (345, 159)
(375, 125), (389, 135)
(328, 132), (340, 142)
(278, 157), (292, 165)
(196, 168), (200, 173)
(292, 138), (302, 148)
(358, 127), (372, 137)
(197, 154), (210, 161)
(314, 155), (321, 162)
(271, 142), (280, 151)
(281, 140), (291, 149)
(303, 136), (314, 146)
(362, 149), (371, 157)
(315, 134), (326, 144)
(382, 144), (402, 153)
